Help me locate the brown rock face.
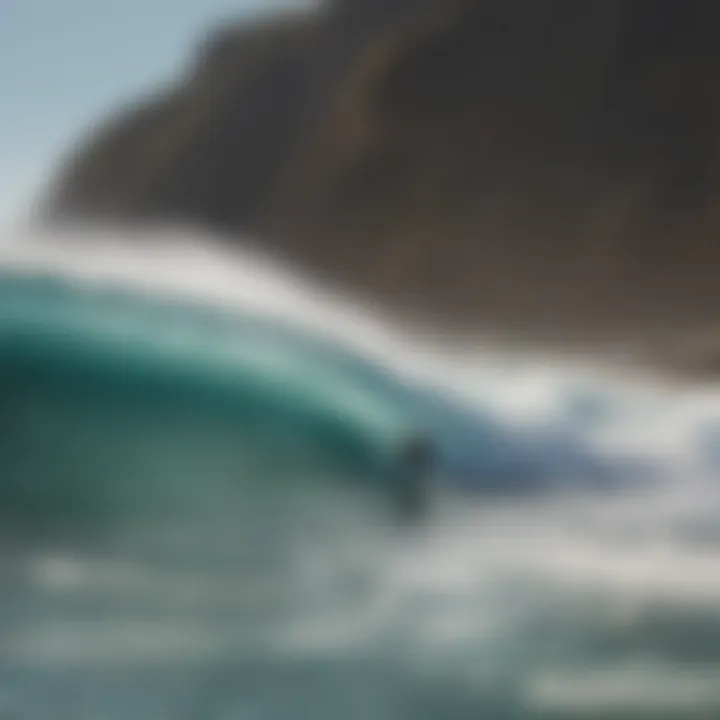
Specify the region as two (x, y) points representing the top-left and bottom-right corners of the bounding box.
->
(46, 0), (720, 349)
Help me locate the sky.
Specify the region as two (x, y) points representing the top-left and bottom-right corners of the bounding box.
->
(0, 0), (309, 228)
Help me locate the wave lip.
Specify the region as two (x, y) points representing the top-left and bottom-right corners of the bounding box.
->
(0, 269), (431, 527)
(2, 224), (717, 526)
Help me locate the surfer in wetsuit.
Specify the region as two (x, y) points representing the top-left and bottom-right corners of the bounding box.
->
(392, 432), (435, 524)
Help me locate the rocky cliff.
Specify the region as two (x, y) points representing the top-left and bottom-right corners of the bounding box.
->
(46, 0), (720, 352)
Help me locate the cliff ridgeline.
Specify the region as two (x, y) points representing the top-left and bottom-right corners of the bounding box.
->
(46, 0), (720, 365)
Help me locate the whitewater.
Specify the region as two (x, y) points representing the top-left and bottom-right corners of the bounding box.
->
(1, 223), (720, 719)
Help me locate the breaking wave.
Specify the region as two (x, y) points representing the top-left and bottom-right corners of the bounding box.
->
(1, 223), (720, 719)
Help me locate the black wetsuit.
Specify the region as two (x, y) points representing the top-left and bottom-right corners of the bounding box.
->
(392, 434), (435, 524)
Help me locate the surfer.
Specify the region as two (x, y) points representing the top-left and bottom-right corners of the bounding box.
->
(391, 432), (435, 524)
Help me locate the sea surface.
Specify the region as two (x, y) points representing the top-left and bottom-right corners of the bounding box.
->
(1, 225), (720, 719)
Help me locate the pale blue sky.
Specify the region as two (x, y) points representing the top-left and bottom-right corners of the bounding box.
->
(0, 0), (308, 227)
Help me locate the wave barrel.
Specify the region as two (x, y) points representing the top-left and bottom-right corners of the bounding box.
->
(0, 272), (428, 530)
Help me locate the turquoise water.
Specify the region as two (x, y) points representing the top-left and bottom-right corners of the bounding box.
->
(0, 271), (434, 528)
(2, 229), (720, 719)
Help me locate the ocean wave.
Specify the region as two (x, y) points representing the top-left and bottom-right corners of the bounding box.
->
(2, 224), (720, 718)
